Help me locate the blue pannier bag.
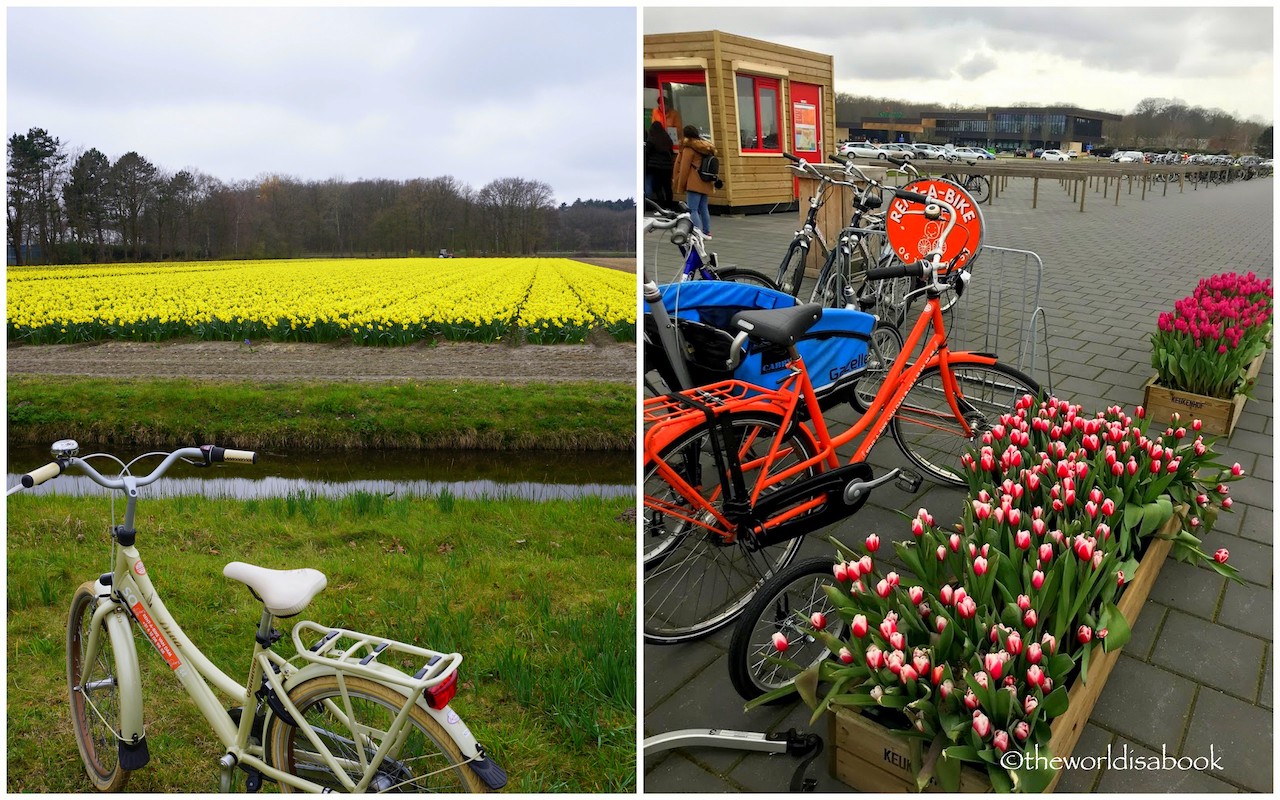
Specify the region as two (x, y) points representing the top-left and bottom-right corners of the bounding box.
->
(643, 281), (875, 402)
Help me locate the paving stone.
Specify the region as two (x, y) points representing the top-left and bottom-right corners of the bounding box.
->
(1225, 475), (1273, 511)
(1090, 656), (1197, 750)
(643, 640), (725, 714)
(642, 752), (740, 792)
(1208, 532), (1272, 589)
(1183, 687), (1274, 792)
(1150, 611), (1268, 701)
(1094, 738), (1238, 793)
(1253, 454), (1273, 482)
(1262, 649), (1273, 710)
(724, 703), (851, 793)
(1216, 579), (1273, 641)
(1148, 558), (1225, 619)
(1095, 368), (1155, 391)
(1125, 599), (1168, 661)
(1054, 723), (1113, 793)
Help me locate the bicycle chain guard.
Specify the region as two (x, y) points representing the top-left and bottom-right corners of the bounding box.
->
(745, 462), (874, 549)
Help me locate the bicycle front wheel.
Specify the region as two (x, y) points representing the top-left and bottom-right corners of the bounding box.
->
(728, 557), (845, 702)
(644, 413), (819, 644)
(716, 267), (780, 291)
(67, 582), (130, 792)
(890, 361), (1040, 486)
(775, 242), (808, 297)
(850, 322), (905, 412)
(963, 175), (991, 204)
(267, 674), (487, 793)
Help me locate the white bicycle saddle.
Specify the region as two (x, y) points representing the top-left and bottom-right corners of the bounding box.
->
(223, 562), (328, 617)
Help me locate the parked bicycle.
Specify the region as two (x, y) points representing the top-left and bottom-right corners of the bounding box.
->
(11, 442), (505, 793)
(642, 192), (1039, 645)
(644, 199), (777, 289)
(937, 152), (992, 205)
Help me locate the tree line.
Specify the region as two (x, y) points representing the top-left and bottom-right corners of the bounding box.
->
(835, 94), (1270, 154)
(7, 127), (635, 266)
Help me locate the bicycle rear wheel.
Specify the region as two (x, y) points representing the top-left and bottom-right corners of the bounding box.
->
(890, 361), (1040, 486)
(67, 582), (131, 792)
(963, 175), (991, 204)
(267, 675), (487, 793)
(728, 557), (845, 702)
(644, 413), (819, 644)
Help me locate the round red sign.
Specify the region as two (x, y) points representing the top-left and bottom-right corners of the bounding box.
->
(883, 179), (986, 273)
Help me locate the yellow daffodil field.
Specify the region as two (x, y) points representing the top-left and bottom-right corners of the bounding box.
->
(7, 258), (636, 345)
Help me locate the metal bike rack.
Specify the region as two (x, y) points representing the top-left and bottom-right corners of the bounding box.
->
(948, 244), (1055, 395)
(643, 728), (825, 793)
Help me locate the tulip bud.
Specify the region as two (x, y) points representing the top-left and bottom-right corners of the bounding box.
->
(1015, 530), (1031, 550)
(910, 518), (925, 537)
(834, 562), (849, 582)
(1041, 633), (1057, 654)
(887, 651), (904, 675)
(1017, 594), (1031, 610)
(993, 730), (1010, 753)
(859, 555), (872, 575)
(866, 645), (884, 669)
(1077, 625), (1093, 644)
(880, 616), (897, 638)
(865, 533), (880, 552)
(876, 579), (892, 598)
(1214, 548), (1229, 564)
(810, 611), (827, 630)
(1231, 463), (1245, 477)
(957, 597), (977, 619)
(931, 664), (945, 685)
(889, 632), (906, 651)
(1027, 664), (1044, 688)
(913, 653), (930, 675)
(949, 533), (961, 552)
(1117, 570), (1125, 586)
(972, 711), (991, 738)
(909, 585), (925, 605)
(1024, 694), (1039, 715)
(1023, 608), (1037, 628)
(936, 544), (947, 561)
(963, 688), (978, 710)
(974, 556), (988, 576)
(1026, 642), (1042, 664)
(935, 616), (948, 633)
(772, 632), (789, 652)
(838, 647), (854, 664)
(984, 653), (1004, 680)
(1014, 721), (1030, 741)
(851, 614), (869, 638)
(871, 685), (884, 702)
(899, 665), (919, 684)
(974, 670), (989, 689)
(1006, 632), (1023, 656)
(940, 585), (953, 605)
(940, 679), (954, 699)
(1032, 570), (1045, 590)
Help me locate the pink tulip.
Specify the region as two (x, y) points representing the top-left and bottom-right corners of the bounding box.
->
(1026, 642), (1042, 664)
(936, 545), (947, 561)
(963, 689), (979, 710)
(889, 632), (906, 651)
(949, 533), (961, 552)
(974, 556), (989, 576)
(910, 517), (925, 537)
(909, 586), (925, 605)
(984, 653), (1004, 679)
(1031, 570), (1045, 590)
(886, 571), (900, 587)
(899, 665), (919, 684)
(772, 632), (789, 652)
(954, 587), (968, 604)
(866, 645), (884, 669)
(939, 585), (954, 605)
(1116, 570), (1125, 586)
(876, 579), (892, 598)
(940, 679), (954, 699)
(847, 560), (862, 580)
(870, 685), (884, 702)
(852, 614), (869, 638)
(886, 651), (904, 675)
(865, 533), (880, 552)
(1077, 625), (1093, 644)
(1074, 536), (1095, 561)
(1006, 632), (1023, 656)
(1041, 633), (1057, 654)
(833, 562), (849, 582)
(957, 597), (977, 619)
(931, 665), (944, 685)
(972, 711), (991, 738)
(1023, 608), (1037, 628)
(1231, 463), (1245, 477)
(858, 555), (872, 575)
(1223, 497), (1234, 509)
(974, 670), (989, 689)
(1027, 664), (1044, 688)
(1015, 530), (1031, 550)
(838, 647), (854, 664)
(913, 653), (931, 675)
(1017, 594), (1031, 610)
(993, 730), (1010, 753)
(1091, 550), (1104, 570)
(1024, 695), (1038, 715)
(1039, 543), (1054, 563)
(1014, 721), (1030, 741)
(1214, 549), (1230, 564)
(879, 615), (897, 638)
(935, 616), (948, 633)
(1191, 418), (1201, 431)
(810, 611), (827, 631)
(1032, 518), (1047, 536)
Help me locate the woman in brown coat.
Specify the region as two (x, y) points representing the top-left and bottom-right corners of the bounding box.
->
(673, 125), (718, 238)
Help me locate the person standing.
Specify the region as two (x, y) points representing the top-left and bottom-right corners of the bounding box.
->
(644, 121), (675, 210)
(673, 125), (719, 238)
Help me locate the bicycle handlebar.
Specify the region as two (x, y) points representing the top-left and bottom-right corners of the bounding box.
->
(21, 461), (63, 488)
(865, 262), (927, 282)
(12, 445), (258, 494)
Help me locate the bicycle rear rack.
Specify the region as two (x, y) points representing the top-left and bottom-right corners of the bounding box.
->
(291, 620), (461, 691)
(644, 381), (780, 427)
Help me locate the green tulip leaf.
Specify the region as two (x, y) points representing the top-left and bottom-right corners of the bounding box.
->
(1099, 601), (1132, 652)
(1040, 685), (1069, 717)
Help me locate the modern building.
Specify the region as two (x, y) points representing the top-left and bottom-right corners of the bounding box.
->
(644, 30), (836, 213)
(839, 106), (1123, 154)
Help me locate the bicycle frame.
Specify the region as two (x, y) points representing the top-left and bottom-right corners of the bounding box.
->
(71, 457), (483, 793)
(644, 288), (999, 541)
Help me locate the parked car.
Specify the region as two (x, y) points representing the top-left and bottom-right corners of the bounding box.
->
(838, 141), (889, 159)
(879, 143), (915, 160)
(1040, 149), (1070, 162)
(1114, 151), (1146, 163)
(1014, 147), (1028, 157)
(911, 143), (947, 159)
(953, 146), (994, 160)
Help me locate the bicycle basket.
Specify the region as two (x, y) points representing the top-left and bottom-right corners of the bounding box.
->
(644, 282), (875, 397)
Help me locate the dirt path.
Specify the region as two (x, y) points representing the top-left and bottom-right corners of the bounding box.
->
(7, 339), (635, 383)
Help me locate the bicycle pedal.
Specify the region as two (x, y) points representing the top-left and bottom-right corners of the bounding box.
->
(895, 470), (923, 493)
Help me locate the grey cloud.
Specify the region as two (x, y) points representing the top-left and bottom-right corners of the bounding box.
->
(955, 52), (999, 82)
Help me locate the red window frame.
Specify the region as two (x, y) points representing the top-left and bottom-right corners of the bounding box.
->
(738, 75), (783, 154)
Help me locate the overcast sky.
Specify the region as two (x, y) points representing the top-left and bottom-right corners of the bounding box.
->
(645, 7), (1274, 123)
(7, 7), (637, 203)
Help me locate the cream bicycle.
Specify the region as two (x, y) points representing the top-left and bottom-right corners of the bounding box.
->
(11, 440), (506, 793)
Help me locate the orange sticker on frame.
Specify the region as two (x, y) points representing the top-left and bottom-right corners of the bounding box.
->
(132, 602), (182, 670)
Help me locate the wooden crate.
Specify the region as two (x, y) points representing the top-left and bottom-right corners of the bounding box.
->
(830, 528), (1176, 793)
(1141, 377), (1246, 438)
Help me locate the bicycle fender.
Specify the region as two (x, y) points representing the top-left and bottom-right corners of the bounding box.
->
(92, 588), (148, 754)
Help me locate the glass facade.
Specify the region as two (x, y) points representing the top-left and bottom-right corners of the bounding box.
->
(644, 71), (712, 143)
(736, 74), (782, 152)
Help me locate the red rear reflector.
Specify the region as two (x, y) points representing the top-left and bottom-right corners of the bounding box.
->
(426, 670), (458, 709)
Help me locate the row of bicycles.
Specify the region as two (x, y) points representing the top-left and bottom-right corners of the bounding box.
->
(642, 152), (1041, 702)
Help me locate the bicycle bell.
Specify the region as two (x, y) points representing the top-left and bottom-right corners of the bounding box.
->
(51, 439), (80, 458)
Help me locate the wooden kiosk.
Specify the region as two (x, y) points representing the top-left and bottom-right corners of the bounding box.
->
(644, 30), (837, 215)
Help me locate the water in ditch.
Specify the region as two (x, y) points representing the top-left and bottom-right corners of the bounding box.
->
(7, 444), (634, 501)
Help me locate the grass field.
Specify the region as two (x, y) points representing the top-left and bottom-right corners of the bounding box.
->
(8, 376), (635, 451)
(7, 491), (635, 792)
(7, 257), (637, 346)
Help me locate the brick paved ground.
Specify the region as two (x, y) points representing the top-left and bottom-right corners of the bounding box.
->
(642, 173), (1273, 792)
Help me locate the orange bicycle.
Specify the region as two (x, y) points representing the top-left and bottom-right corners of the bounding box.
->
(642, 190), (1040, 643)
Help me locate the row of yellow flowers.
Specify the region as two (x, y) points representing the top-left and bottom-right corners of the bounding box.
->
(8, 258), (636, 345)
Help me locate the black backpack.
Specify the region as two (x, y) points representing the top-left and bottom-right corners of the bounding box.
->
(696, 153), (720, 183)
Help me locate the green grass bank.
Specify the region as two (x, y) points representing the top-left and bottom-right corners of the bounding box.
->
(8, 492), (635, 792)
(8, 376), (635, 451)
